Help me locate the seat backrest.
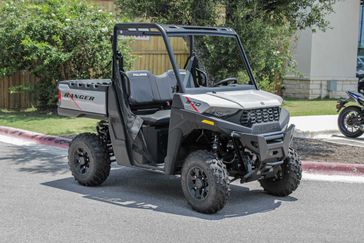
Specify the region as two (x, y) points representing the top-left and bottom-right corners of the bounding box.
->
(126, 71), (160, 106)
(126, 70), (186, 108)
(155, 70), (186, 101)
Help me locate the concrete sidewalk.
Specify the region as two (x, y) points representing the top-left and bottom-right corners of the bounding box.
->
(290, 115), (339, 137)
(291, 115), (364, 147)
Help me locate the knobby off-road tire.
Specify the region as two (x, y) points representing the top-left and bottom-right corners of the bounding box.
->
(181, 150), (230, 214)
(338, 106), (363, 138)
(259, 148), (302, 197)
(68, 133), (111, 186)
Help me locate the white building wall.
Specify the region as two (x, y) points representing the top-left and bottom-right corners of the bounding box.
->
(284, 0), (360, 99)
(310, 0), (359, 80)
(291, 29), (312, 78)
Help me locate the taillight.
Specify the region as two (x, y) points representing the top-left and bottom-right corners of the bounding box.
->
(57, 89), (62, 104)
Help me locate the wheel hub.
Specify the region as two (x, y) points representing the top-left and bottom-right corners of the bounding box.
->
(188, 167), (209, 200)
(344, 111), (361, 132)
(347, 116), (355, 126)
(78, 157), (86, 165)
(75, 148), (90, 175)
(195, 178), (203, 189)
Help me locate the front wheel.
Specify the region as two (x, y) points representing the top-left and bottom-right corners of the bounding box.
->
(259, 148), (302, 196)
(338, 106), (363, 138)
(181, 151), (230, 214)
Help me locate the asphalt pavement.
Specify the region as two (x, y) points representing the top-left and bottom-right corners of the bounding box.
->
(1, 141), (364, 242)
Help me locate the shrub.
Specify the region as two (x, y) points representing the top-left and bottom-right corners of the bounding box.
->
(0, 0), (129, 110)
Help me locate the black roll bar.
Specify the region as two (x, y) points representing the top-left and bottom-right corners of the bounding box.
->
(112, 23), (258, 92)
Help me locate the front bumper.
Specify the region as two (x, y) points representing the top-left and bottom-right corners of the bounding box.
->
(231, 124), (295, 162)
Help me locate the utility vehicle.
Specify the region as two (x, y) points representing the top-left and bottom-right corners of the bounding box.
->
(58, 23), (302, 214)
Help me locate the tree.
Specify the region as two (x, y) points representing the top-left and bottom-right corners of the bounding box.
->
(0, 0), (130, 110)
(116, 0), (218, 26)
(114, 0), (335, 92)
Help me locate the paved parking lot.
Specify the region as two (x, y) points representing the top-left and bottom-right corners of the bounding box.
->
(1, 141), (364, 242)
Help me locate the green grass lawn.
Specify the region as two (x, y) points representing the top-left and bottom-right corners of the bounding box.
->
(0, 109), (97, 136)
(0, 99), (342, 136)
(282, 99), (339, 116)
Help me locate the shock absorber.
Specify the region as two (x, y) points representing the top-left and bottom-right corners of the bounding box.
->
(212, 135), (219, 154)
(231, 137), (254, 182)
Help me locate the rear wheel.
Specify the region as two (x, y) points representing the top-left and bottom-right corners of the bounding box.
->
(68, 133), (110, 186)
(338, 106), (363, 138)
(181, 150), (230, 214)
(259, 148), (302, 196)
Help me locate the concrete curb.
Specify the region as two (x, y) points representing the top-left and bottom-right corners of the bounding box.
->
(302, 161), (364, 176)
(0, 126), (71, 149)
(0, 126), (363, 176)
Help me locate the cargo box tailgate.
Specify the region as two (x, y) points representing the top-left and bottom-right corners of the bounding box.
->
(58, 79), (111, 119)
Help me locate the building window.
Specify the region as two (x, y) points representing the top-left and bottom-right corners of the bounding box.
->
(359, 5), (364, 49)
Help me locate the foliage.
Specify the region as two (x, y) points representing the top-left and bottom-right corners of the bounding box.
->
(116, 0), (218, 26)
(114, 0), (335, 93)
(0, 0), (129, 110)
(251, 0), (336, 31)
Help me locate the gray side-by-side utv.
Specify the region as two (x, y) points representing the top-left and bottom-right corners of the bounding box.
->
(57, 23), (301, 214)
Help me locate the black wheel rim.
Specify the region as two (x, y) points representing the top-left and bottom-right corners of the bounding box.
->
(187, 167), (209, 200)
(74, 147), (90, 175)
(344, 111), (361, 133)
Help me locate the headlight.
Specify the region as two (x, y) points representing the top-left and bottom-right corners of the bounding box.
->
(204, 107), (240, 118)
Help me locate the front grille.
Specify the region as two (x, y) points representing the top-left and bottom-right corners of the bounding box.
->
(240, 107), (280, 127)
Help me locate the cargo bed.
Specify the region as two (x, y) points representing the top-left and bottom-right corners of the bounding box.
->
(58, 79), (111, 119)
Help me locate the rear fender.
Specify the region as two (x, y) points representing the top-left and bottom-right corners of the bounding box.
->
(107, 84), (132, 166)
(336, 98), (349, 112)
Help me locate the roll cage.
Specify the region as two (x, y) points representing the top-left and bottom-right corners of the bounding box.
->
(112, 23), (258, 93)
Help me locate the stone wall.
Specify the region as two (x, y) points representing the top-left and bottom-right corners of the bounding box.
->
(283, 78), (358, 99)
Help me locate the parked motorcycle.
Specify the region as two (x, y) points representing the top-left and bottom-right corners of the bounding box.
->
(357, 72), (364, 94)
(336, 91), (364, 138)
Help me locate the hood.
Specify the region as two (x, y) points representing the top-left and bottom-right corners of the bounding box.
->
(209, 90), (283, 109)
(182, 89), (283, 114)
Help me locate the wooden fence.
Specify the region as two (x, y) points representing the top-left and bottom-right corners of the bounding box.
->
(0, 39), (189, 110)
(0, 0), (189, 110)
(0, 71), (38, 110)
(92, 0), (117, 13)
(130, 36), (189, 75)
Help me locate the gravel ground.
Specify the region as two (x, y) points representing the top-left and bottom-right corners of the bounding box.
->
(292, 137), (363, 164)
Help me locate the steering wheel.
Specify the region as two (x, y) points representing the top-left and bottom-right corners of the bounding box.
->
(214, 77), (238, 87)
(195, 68), (208, 86)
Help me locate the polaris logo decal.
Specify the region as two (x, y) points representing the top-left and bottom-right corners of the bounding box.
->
(132, 73), (148, 77)
(64, 92), (95, 101)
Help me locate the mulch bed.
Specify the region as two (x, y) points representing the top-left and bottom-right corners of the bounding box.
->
(292, 137), (363, 164)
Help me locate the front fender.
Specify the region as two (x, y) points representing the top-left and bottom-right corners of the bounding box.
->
(164, 107), (290, 174)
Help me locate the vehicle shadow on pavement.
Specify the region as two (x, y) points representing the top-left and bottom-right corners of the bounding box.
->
(43, 167), (297, 220)
(0, 145), (68, 174)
